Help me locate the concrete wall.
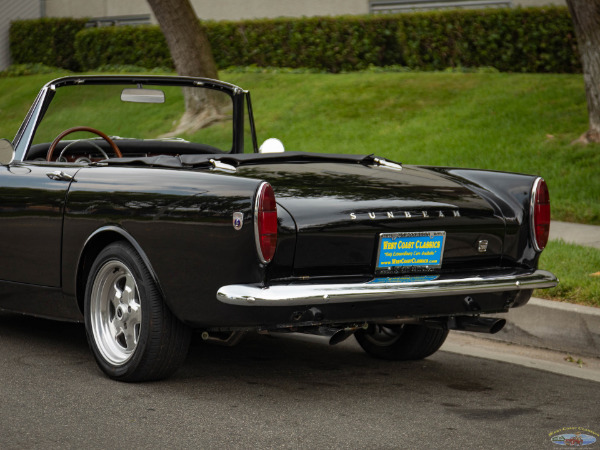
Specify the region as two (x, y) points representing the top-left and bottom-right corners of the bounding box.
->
(186, 0), (368, 21)
(518, 0), (565, 5)
(43, 0), (151, 19)
(0, 0), (40, 70)
(42, 0), (566, 22)
(42, 0), (565, 21)
(43, 0), (368, 22)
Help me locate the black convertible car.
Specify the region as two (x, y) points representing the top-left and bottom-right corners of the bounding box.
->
(0, 76), (557, 381)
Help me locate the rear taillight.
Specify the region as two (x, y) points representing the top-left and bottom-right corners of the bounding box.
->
(530, 177), (550, 252)
(255, 182), (277, 263)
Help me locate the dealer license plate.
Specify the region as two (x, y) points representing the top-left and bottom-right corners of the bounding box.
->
(375, 231), (445, 274)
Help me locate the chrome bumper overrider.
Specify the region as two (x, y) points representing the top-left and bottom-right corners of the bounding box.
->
(216, 270), (558, 307)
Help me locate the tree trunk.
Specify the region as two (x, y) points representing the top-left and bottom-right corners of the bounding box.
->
(147, 0), (223, 135)
(567, 0), (600, 144)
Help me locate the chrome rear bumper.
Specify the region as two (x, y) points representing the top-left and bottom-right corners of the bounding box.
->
(216, 270), (557, 307)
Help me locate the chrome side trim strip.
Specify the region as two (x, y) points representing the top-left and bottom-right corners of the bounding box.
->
(216, 270), (558, 307)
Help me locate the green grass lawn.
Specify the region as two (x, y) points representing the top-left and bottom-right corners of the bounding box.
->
(0, 70), (598, 306)
(535, 240), (600, 308)
(224, 71), (599, 225)
(4, 71), (595, 222)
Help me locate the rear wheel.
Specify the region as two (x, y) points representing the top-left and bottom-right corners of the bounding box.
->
(84, 241), (191, 381)
(354, 323), (448, 360)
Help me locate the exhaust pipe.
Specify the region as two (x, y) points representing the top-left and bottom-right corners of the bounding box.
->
(449, 316), (506, 334)
(296, 325), (367, 345)
(200, 331), (246, 346)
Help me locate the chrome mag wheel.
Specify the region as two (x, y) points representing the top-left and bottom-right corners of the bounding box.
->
(84, 241), (191, 381)
(90, 260), (142, 366)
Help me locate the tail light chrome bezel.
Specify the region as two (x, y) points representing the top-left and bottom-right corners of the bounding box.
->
(530, 177), (550, 252)
(254, 181), (277, 264)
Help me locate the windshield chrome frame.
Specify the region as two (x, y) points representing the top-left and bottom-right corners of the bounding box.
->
(12, 75), (252, 162)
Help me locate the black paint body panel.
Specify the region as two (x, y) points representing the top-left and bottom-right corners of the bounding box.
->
(0, 75), (547, 330)
(0, 158), (540, 328)
(60, 165), (264, 324)
(236, 163), (512, 278)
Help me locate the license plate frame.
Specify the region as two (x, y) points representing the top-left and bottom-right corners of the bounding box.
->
(375, 231), (446, 274)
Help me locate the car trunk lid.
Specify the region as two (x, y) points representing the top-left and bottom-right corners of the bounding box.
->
(236, 160), (505, 277)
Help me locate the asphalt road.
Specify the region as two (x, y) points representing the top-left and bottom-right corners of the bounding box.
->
(0, 311), (598, 449)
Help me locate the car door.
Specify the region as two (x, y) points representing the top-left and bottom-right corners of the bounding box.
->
(0, 162), (79, 287)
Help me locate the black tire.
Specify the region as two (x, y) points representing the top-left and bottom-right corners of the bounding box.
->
(84, 241), (191, 382)
(354, 323), (448, 361)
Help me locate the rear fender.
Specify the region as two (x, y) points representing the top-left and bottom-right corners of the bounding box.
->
(439, 168), (540, 267)
(75, 226), (163, 316)
(62, 166), (271, 325)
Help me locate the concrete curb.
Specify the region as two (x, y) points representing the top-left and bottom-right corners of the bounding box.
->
(480, 297), (600, 358)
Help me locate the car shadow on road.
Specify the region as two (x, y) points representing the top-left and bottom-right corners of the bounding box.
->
(2, 310), (589, 429)
(0, 311), (88, 350)
(0, 310), (564, 407)
(0, 310), (503, 384)
(0, 311), (454, 387)
(176, 331), (473, 392)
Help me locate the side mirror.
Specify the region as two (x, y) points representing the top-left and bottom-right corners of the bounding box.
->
(0, 139), (15, 165)
(259, 138), (285, 154)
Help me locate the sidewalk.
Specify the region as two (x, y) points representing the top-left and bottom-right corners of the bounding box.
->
(469, 220), (600, 358)
(549, 221), (600, 249)
(485, 297), (600, 358)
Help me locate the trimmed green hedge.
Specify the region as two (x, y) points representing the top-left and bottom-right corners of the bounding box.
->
(397, 7), (580, 72)
(73, 16), (400, 73)
(10, 18), (88, 71)
(74, 25), (173, 70)
(204, 16), (401, 73)
(10, 7), (581, 74)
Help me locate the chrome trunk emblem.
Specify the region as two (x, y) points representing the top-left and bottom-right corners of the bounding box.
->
(233, 212), (244, 230)
(349, 209), (461, 220)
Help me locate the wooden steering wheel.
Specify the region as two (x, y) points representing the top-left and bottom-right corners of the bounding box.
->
(46, 126), (123, 161)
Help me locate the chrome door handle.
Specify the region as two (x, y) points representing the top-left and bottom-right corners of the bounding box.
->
(46, 170), (75, 182)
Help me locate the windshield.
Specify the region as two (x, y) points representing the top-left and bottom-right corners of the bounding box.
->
(26, 81), (234, 162)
